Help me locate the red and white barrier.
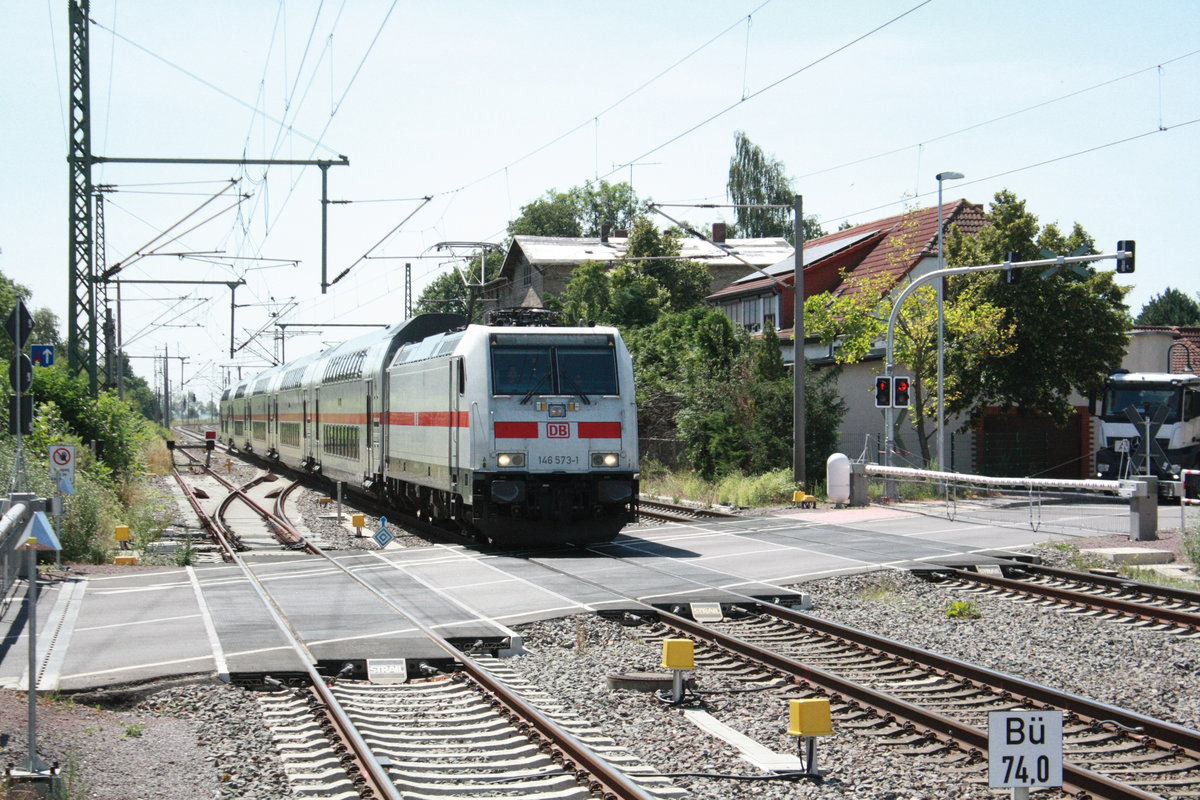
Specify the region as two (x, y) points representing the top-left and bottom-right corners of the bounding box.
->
(1183, 469), (1200, 506)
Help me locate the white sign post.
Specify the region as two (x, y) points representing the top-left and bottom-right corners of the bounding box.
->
(49, 445), (76, 495)
(989, 710), (1063, 799)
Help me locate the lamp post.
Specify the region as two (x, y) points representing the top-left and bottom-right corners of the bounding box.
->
(935, 171), (963, 473)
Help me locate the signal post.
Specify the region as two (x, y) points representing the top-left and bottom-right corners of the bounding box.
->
(879, 243), (1135, 485)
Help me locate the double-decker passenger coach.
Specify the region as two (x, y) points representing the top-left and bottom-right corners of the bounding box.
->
(219, 311), (639, 546)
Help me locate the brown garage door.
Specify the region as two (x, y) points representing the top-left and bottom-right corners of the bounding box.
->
(978, 411), (1085, 479)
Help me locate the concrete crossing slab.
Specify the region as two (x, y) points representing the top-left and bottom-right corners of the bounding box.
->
(0, 507), (1126, 691)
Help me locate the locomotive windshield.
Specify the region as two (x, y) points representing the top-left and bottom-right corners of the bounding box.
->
(1101, 384), (1181, 423)
(492, 345), (617, 396)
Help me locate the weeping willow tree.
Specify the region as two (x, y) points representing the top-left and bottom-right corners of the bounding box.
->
(726, 131), (823, 242)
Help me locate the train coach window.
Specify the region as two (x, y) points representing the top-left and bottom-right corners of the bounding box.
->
(493, 348), (552, 395)
(556, 348), (617, 395)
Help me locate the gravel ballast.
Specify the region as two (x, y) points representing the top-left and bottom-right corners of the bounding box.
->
(4, 548), (1197, 799)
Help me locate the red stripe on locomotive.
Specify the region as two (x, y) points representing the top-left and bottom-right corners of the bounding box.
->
(494, 421), (539, 438)
(577, 421), (621, 439)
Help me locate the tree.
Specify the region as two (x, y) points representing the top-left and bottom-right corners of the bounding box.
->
(945, 190), (1131, 425)
(507, 181), (642, 239)
(727, 131), (824, 242)
(507, 189), (582, 238)
(553, 215), (711, 327)
(0, 272), (58, 363)
(624, 217), (710, 312)
(558, 261), (614, 325)
(571, 181), (641, 237)
(804, 208), (1012, 467)
(1136, 288), (1200, 326)
(627, 311), (844, 480)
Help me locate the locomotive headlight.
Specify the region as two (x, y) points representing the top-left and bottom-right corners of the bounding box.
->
(497, 453), (526, 468)
(591, 453), (619, 468)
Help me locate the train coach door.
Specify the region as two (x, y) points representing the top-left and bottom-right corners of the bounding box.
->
(314, 389), (321, 455)
(448, 357), (462, 492)
(366, 379), (377, 473)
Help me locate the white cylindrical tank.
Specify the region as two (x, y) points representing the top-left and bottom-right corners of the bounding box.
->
(826, 452), (851, 505)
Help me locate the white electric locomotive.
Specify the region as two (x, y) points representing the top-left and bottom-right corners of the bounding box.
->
(218, 312), (639, 545)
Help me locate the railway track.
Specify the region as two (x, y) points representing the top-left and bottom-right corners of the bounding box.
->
(168, 426), (1200, 797)
(636, 499), (739, 523)
(643, 602), (1200, 799)
(166, 431), (668, 800)
(922, 563), (1200, 636)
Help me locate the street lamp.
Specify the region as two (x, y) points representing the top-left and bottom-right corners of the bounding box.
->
(935, 171), (964, 473)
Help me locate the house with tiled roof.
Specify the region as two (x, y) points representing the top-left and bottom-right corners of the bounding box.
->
(706, 201), (985, 341)
(1128, 326), (1200, 374)
(484, 227), (794, 310)
(701, 201), (988, 471)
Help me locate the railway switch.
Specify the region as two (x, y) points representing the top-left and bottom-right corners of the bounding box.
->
(787, 698), (833, 778)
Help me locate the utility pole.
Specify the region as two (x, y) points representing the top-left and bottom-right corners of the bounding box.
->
(792, 195), (806, 487)
(67, 0), (95, 395)
(163, 344), (171, 428)
(405, 263), (412, 319)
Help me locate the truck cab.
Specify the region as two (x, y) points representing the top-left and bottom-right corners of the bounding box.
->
(1095, 371), (1200, 497)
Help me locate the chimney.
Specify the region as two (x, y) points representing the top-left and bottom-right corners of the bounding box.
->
(712, 222), (727, 243)
(601, 224), (610, 243)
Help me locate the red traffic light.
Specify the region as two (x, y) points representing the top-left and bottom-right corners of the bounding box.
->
(874, 377), (892, 408)
(893, 376), (911, 407)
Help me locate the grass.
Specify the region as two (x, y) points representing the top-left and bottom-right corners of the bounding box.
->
(1184, 525), (1200, 569)
(1122, 566), (1199, 590)
(143, 438), (173, 476)
(1035, 542), (1108, 572)
(856, 574), (905, 604)
(640, 462), (802, 508)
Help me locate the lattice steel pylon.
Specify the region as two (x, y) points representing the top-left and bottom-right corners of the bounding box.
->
(96, 189), (116, 387)
(68, 0), (97, 394)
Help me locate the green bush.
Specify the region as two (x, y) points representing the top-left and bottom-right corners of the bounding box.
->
(945, 599), (981, 619)
(0, 372), (166, 563)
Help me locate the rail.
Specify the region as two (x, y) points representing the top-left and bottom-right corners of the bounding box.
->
(660, 606), (1175, 800)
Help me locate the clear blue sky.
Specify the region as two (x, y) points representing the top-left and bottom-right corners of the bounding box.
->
(3, 1), (1198, 399)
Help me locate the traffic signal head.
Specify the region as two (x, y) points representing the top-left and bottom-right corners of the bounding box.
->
(893, 376), (911, 407)
(1116, 240), (1135, 273)
(1003, 251), (1021, 284)
(874, 376), (892, 408)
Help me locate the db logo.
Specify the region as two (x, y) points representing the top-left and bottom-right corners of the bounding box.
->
(546, 422), (570, 438)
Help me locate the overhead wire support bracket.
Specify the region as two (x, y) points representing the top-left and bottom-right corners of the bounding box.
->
(330, 196), (433, 289)
(88, 155), (350, 295)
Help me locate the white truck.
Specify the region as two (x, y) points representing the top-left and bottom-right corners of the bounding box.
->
(1094, 371), (1200, 499)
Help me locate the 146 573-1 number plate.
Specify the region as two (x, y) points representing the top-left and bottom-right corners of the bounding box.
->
(537, 455), (580, 466)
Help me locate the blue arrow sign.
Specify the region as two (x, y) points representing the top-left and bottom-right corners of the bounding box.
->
(373, 516), (393, 548)
(31, 345), (55, 367)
